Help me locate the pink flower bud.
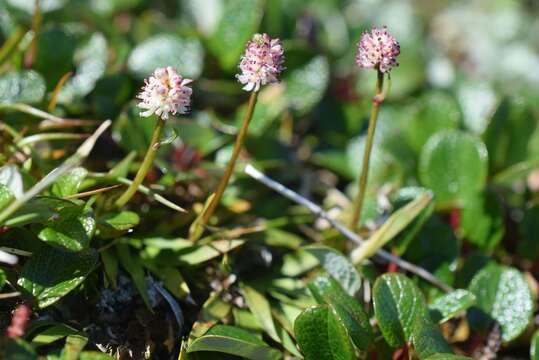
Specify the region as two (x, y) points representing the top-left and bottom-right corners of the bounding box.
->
(356, 26), (400, 73)
(237, 33), (285, 92)
(137, 66), (193, 120)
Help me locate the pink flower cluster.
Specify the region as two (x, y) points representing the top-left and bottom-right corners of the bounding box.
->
(356, 26), (400, 73)
(236, 33), (285, 92)
(137, 66), (193, 120)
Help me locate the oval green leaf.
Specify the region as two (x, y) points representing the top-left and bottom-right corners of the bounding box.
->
(468, 264), (533, 342)
(128, 34), (204, 80)
(419, 130), (488, 206)
(304, 245), (362, 296)
(294, 304), (355, 360)
(17, 245), (98, 308)
(0, 70), (46, 104)
(308, 274), (373, 350)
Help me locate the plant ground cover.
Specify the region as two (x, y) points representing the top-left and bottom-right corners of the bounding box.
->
(1, 0), (539, 359)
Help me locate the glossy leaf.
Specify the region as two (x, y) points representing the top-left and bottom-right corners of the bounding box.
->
(351, 191), (433, 263)
(294, 305), (356, 360)
(51, 167), (88, 198)
(468, 264), (533, 342)
(57, 33), (107, 104)
(208, 0), (264, 69)
(459, 191), (504, 252)
(187, 325), (281, 360)
(484, 96), (538, 174)
(17, 245), (98, 308)
(308, 274), (373, 350)
(424, 354), (474, 360)
(128, 34), (204, 80)
(0, 70), (46, 104)
(284, 56), (330, 115)
(37, 202), (95, 251)
(240, 283), (280, 343)
(0, 164), (23, 198)
(412, 314), (453, 359)
(429, 289), (476, 324)
(531, 330), (539, 360)
(304, 245), (362, 296)
(404, 91), (461, 153)
(373, 273), (429, 347)
(419, 130), (488, 206)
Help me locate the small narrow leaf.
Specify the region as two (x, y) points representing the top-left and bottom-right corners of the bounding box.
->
(187, 325), (281, 360)
(351, 191), (433, 263)
(240, 283), (280, 343)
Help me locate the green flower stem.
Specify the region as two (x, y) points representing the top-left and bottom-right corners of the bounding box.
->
(201, 90), (259, 226)
(115, 117), (166, 208)
(349, 70), (385, 232)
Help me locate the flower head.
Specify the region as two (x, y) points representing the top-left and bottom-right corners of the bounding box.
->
(237, 33), (285, 92)
(356, 26), (400, 73)
(137, 66), (193, 120)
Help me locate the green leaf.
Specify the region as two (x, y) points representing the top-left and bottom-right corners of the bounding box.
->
(128, 34), (204, 80)
(531, 330), (539, 360)
(207, 0), (264, 70)
(284, 56), (330, 115)
(0, 164), (23, 198)
(31, 323), (81, 347)
(484, 96), (538, 174)
(429, 290), (476, 324)
(187, 325), (281, 360)
(459, 191), (504, 252)
(57, 33), (107, 104)
(351, 191), (433, 263)
(423, 354), (473, 360)
(404, 91), (461, 153)
(468, 264), (533, 342)
(412, 314), (453, 359)
(0, 183), (15, 210)
(390, 187), (434, 255)
(1, 338), (37, 360)
(79, 352), (115, 360)
(37, 202), (95, 251)
(17, 245), (97, 308)
(304, 245), (362, 296)
(294, 304), (356, 360)
(308, 274), (373, 350)
(0, 268), (6, 289)
(176, 240), (245, 265)
(517, 204), (539, 260)
(4, 197), (64, 227)
(97, 211), (140, 237)
(51, 167), (88, 198)
(62, 334), (88, 360)
(0, 70), (46, 104)
(34, 27), (77, 87)
(117, 243), (152, 310)
(419, 130), (488, 207)
(372, 273), (429, 347)
(240, 283), (280, 343)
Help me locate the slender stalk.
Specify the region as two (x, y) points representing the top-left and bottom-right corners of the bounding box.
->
(349, 70), (385, 232)
(115, 117), (166, 208)
(200, 91), (259, 225)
